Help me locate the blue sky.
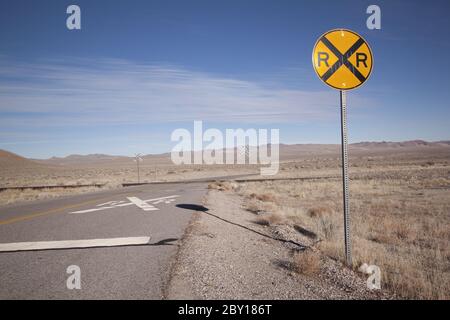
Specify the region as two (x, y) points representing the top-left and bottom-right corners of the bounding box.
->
(0, 0), (449, 158)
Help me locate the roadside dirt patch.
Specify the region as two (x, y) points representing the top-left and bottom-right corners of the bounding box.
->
(167, 190), (389, 299)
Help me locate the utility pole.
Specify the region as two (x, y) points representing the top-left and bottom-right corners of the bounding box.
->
(134, 153), (143, 183)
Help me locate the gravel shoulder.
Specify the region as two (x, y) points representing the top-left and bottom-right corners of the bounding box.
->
(167, 189), (390, 300)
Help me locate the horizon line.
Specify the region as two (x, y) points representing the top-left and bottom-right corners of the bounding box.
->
(2, 138), (449, 160)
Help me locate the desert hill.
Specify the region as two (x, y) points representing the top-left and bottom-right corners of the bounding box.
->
(2, 140), (449, 168)
(0, 149), (45, 169)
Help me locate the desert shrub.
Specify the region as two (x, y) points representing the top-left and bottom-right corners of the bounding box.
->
(293, 250), (321, 276)
(318, 215), (337, 240)
(254, 212), (285, 226)
(308, 206), (334, 218)
(249, 192), (278, 203)
(245, 198), (262, 214)
(208, 181), (237, 191)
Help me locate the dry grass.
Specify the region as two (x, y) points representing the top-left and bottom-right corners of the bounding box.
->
(208, 180), (239, 191)
(249, 192), (278, 203)
(0, 185), (113, 205)
(254, 211), (286, 226)
(243, 196), (278, 215)
(293, 250), (321, 276)
(236, 154), (450, 299)
(244, 198), (263, 214)
(0, 163), (258, 190)
(308, 206), (334, 218)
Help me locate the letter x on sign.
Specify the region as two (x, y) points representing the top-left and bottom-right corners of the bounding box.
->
(312, 29), (373, 90)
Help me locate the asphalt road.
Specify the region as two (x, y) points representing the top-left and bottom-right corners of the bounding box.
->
(0, 181), (209, 299)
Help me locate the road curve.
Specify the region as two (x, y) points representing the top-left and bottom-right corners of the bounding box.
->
(0, 181), (208, 299)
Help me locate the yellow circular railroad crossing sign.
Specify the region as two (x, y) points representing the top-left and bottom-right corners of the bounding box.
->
(312, 29), (373, 90)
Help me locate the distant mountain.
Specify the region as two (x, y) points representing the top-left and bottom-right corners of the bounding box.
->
(35, 152), (172, 167)
(2, 140), (449, 168)
(277, 140), (450, 160)
(43, 154), (130, 165)
(350, 140), (447, 149)
(0, 149), (43, 168)
(278, 143), (340, 160)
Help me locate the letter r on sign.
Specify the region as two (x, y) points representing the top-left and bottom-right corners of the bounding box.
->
(318, 52), (330, 67)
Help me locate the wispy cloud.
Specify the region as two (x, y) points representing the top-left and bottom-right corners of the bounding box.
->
(0, 57), (372, 129)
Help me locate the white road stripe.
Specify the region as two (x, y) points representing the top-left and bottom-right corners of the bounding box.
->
(127, 197), (159, 211)
(70, 206), (116, 213)
(0, 236), (151, 252)
(69, 195), (179, 214)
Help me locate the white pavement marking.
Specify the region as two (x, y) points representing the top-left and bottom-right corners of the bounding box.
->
(0, 236), (151, 252)
(127, 197), (159, 211)
(96, 201), (126, 207)
(69, 195), (179, 214)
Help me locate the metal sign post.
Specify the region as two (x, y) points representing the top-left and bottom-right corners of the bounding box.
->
(137, 160), (140, 183)
(312, 29), (373, 266)
(340, 90), (351, 266)
(134, 153), (143, 183)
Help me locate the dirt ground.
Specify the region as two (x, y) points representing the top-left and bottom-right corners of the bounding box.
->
(200, 154), (450, 299)
(167, 189), (390, 299)
(166, 148), (449, 300)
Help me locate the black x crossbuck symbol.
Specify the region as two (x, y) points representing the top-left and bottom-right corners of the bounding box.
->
(319, 36), (367, 83)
